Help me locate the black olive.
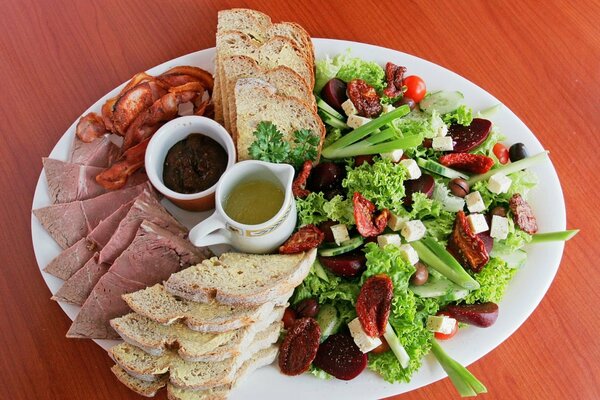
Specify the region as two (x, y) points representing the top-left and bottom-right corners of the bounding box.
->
(509, 143), (528, 162)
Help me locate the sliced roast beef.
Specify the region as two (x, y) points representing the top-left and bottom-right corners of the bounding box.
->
(51, 255), (109, 305)
(44, 200), (134, 280)
(43, 158), (148, 204)
(33, 182), (150, 248)
(98, 190), (186, 265)
(70, 135), (119, 167)
(66, 220), (211, 339)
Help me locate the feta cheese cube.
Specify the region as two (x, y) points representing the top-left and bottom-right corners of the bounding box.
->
(381, 149), (404, 162)
(382, 103), (396, 114)
(432, 136), (454, 151)
(348, 317), (382, 353)
(465, 191), (486, 213)
(426, 315), (457, 334)
(341, 99), (358, 116)
(401, 220), (427, 242)
(490, 215), (509, 240)
(487, 173), (512, 194)
(467, 213), (489, 234)
(388, 213), (409, 231)
(437, 124), (449, 137)
(377, 233), (402, 248)
(347, 114), (371, 129)
(399, 244), (419, 265)
(400, 159), (422, 180)
(331, 224), (350, 246)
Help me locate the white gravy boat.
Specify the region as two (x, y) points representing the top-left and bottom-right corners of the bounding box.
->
(188, 160), (297, 254)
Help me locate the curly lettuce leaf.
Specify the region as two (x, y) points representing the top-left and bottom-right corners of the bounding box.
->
(295, 193), (354, 227)
(343, 158), (407, 213)
(442, 105), (473, 126)
(473, 169), (539, 208)
(391, 109), (446, 139)
(291, 262), (359, 309)
(314, 51), (350, 93)
(462, 258), (517, 304)
(336, 58), (386, 91)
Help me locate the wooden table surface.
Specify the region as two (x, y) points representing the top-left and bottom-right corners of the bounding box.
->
(1, 0), (599, 399)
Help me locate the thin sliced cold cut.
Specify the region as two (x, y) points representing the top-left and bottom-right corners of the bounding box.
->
(70, 135), (120, 168)
(51, 255), (109, 305)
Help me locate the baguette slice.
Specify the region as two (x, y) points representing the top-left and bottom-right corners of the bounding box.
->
(233, 78), (325, 161)
(165, 249), (316, 305)
(111, 365), (168, 397)
(222, 55), (315, 145)
(109, 322), (280, 388)
(122, 283), (292, 333)
(111, 307), (284, 362)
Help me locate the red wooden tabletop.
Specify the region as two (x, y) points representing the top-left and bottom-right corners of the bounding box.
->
(1, 0), (599, 399)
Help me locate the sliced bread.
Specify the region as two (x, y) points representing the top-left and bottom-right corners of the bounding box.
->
(109, 323), (280, 387)
(233, 78), (325, 161)
(164, 249), (315, 305)
(111, 306), (284, 362)
(111, 364), (168, 397)
(122, 283), (292, 333)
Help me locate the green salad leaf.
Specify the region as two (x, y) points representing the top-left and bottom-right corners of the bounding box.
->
(296, 193), (354, 227)
(442, 104), (473, 126)
(336, 57), (386, 91)
(314, 51), (350, 93)
(462, 258), (517, 304)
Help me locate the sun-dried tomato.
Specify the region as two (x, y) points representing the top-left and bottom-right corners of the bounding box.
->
(439, 153), (494, 174)
(509, 193), (538, 234)
(447, 211), (489, 272)
(352, 192), (389, 237)
(279, 225), (324, 254)
(278, 317), (321, 376)
(356, 274), (393, 338)
(347, 79), (383, 118)
(292, 160), (312, 198)
(383, 62), (407, 99)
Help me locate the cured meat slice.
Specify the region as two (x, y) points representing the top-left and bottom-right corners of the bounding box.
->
(51, 255), (109, 305)
(98, 190), (186, 265)
(66, 221), (210, 339)
(43, 158), (148, 204)
(44, 200), (134, 281)
(33, 182), (150, 248)
(70, 135), (120, 167)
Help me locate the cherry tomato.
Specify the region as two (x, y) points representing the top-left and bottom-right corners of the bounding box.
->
(433, 312), (458, 340)
(403, 75), (427, 103)
(370, 336), (390, 354)
(282, 307), (297, 330)
(493, 143), (510, 164)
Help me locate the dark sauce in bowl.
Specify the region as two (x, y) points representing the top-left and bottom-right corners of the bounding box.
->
(163, 134), (227, 194)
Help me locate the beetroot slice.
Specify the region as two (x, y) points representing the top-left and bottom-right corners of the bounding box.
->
(449, 118), (492, 153)
(403, 173), (435, 206)
(313, 333), (367, 380)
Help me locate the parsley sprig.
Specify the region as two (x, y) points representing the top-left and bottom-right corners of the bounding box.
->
(248, 121), (319, 167)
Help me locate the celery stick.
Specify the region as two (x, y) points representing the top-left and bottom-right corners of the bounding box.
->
(530, 229), (579, 243)
(467, 151), (549, 185)
(325, 135), (423, 158)
(322, 105), (410, 153)
(412, 240), (480, 290)
(312, 259), (330, 282)
(476, 104), (501, 120)
(383, 322), (410, 369)
(431, 340), (487, 397)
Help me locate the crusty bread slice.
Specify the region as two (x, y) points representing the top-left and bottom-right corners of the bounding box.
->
(109, 322), (280, 388)
(111, 307), (284, 362)
(268, 22), (314, 66)
(233, 78), (325, 161)
(122, 283), (292, 333)
(111, 364), (168, 397)
(165, 249), (316, 305)
(222, 55), (315, 145)
(166, 345), (278, 400)
(217, 8), (272, 41)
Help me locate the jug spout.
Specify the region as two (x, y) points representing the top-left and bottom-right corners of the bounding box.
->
(271, 163), (295, 189)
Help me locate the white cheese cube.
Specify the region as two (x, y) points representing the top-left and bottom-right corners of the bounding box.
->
(465, 191), (486, 213)
(331, 224), (350, 246)
(426, 315), (457, 334)
(400, 159), (422, 180)
(348, 317), (382, 353)
(467, 213), (489, 234)
(437, 124), (449, 137)
(377, 233), (402, 248)
(381, 149), (404, 162)
(382, 103), (396, 114)
(490, 215), (509, 240)
(399, 244), (419, 265)
(432, 136), (454, 151)
(487, 173), (512, 194)
(341, 99), (358, 116)
(401, 220), (427, 242)
(388, 213), (409, 231)
(347, 114), (371, 129)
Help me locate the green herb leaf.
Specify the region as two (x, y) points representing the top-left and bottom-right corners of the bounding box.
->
(290, 129), (319, 167)
(248, 121), (291, 163)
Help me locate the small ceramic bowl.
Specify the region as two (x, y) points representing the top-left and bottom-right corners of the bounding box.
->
(145, 116), (236, 211)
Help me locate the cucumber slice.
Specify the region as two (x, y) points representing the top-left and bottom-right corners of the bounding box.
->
(316, 96), (345, 120)
(318, 236), (364, 257)
(420, 91), (465, 114)
(417, 158), (469, 180)
(312, 259), (330, 282)
(316, 304), (340, 341)
(319, 110), (349, 130)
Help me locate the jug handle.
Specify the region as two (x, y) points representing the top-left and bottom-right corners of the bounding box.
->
(188, 212), (231, 247)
